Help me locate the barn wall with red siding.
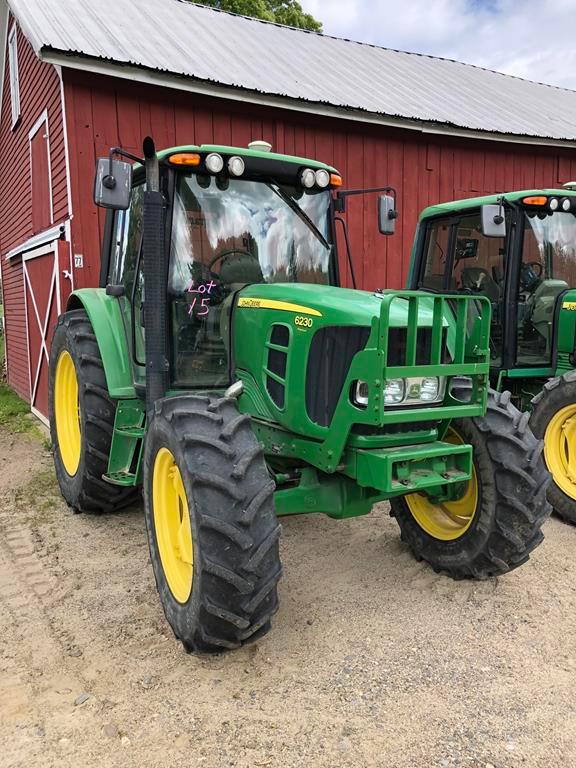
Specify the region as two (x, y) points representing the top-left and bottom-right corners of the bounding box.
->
(63, 69), (576, 295)
(0, 17), (69, 400)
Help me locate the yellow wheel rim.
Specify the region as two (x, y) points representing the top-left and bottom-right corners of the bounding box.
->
(152, 448), (193, 604)
(54, 350), (82, 476)
(544, 404), (576, 501)
(405, 429), (479, 541)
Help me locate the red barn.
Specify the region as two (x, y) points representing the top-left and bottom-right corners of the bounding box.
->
(2, 0), (576, 421)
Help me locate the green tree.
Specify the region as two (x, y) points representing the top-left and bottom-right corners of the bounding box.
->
(200, 0), (322, 31)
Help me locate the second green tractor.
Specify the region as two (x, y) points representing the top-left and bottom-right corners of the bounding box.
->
(410, 187), (576, 523)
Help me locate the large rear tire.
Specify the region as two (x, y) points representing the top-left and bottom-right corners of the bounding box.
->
(530, 371), (576, 524)
(390, 387), (551, 579)
(143, 394), (282, 653)
(48, 310), (137, 513)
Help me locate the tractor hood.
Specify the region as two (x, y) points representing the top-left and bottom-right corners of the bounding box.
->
(236, 283), (441, 329)
(233, 281), (490, 447)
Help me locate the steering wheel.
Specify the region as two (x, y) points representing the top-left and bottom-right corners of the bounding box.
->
(520, 262), (542, 291)
(207, 248), (258, 270)
(524, 261), (543, 277)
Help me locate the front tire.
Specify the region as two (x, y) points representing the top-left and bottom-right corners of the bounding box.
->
(48, 310), (137, 513)
(390, 388), (551, 579)
(530, 371), (576, 524)
(143, 395), (282, 653)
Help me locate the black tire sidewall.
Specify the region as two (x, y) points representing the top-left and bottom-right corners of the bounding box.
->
(49, 315), (89, 507)
(391, 387), (550, 577)
(530, 376), (576, 523)
(143, 413), (203, 642)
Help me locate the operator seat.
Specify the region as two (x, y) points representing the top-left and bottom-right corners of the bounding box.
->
(460, 267), (500, 303)
(526, 279), (568, 354)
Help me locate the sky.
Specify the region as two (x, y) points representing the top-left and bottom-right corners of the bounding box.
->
(300, 0), (576, 90)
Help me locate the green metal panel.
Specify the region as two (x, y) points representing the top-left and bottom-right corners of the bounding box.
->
(344, 441), (472, 495)
(272, 441), (471, 517)
(235, 284), (490, 474)
(503, 367), (555, 379)
(67, 289), (135, 398)
(105, 398), (146, 486)
(273, 467), (380, 519)
(554, 288), (576, 374)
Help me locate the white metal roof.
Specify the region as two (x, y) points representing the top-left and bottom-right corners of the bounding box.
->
(8, 0), (576, 144)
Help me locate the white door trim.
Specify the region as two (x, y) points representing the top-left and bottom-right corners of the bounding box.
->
(22, 242), (59, 415)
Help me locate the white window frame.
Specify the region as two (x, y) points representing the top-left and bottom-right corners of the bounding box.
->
(28, 109), (54, 226)
(8, 24), (20, 128)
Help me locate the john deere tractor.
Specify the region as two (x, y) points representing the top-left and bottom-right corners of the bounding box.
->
(48, 139), (549, 653)
(409, 187), (576, 523)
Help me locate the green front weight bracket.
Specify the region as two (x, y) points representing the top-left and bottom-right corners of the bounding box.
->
(343, 440), (472, 498)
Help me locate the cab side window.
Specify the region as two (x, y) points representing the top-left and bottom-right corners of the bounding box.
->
(108, 184), (145, 382)
(421, 220), (451, 291)
(451, 215), (504, 304)
(419, 213), (505, 366)
(109, 184), (145, 296)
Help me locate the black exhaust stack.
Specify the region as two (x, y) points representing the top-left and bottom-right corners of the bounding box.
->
(142, 136), (168, 414)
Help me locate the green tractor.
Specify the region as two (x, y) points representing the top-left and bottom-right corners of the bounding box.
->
(409, 187), (576, 523)
(48, 138), (549, 653)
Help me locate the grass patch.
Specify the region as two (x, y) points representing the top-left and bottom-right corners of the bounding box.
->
(0, 380), (35, 433)
(15, 468), (61, 514)
(0, 331), (46, 437)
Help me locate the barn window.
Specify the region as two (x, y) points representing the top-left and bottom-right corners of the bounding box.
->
(29, 111), (53, 232)
(8, 25), (20, 128)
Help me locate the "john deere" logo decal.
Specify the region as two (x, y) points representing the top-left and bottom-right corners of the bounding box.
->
(237, 297), (322, 317)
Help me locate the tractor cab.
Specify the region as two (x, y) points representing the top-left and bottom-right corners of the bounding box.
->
(410, 190), (576, 383)
(97, 143), (347, 393)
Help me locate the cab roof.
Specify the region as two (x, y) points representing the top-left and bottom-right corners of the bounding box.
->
(156, 144), (338, 174)
(419, 189), (576, 221)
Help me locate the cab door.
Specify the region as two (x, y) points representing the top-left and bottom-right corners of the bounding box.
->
(415, 212), (507, 369)
(106, 183), (146, 388)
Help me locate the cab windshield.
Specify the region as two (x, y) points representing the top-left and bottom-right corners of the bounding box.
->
(418, 208), (576, 369)
(169, 174), (332, 292)
(168, 174), (332, 388)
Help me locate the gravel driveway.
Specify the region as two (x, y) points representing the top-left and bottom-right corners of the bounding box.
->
(1, 427), (575, 768)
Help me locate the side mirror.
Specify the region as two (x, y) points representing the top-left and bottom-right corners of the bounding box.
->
(378, 194), (398, 235)
(480, 204), (506, 238)
(93, 158), (132, 210)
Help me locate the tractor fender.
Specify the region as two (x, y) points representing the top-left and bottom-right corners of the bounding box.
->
(66, 289), (136, 399)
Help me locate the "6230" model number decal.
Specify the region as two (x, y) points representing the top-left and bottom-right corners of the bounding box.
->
(294, 315), (313, 328)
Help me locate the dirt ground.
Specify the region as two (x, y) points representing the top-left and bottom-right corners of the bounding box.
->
(1, 427), (576, 768)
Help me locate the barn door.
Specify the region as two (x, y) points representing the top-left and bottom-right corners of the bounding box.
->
(23, 243), (71, 422)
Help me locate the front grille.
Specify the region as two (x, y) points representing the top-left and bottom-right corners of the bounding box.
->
(306, 326), (371, 427)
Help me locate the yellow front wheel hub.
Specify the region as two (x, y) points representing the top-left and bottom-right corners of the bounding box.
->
(152, 448), (194, 604)
(544, 404), (576, 501)
(54, 350), (82, 476)
(405, 429), (479, 541)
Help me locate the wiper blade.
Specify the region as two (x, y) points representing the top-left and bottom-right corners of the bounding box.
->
(267, 182), (330, 250)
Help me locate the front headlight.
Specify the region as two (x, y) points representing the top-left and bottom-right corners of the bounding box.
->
(384, 378), (405, 404)
(353, 376), (446, 408)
